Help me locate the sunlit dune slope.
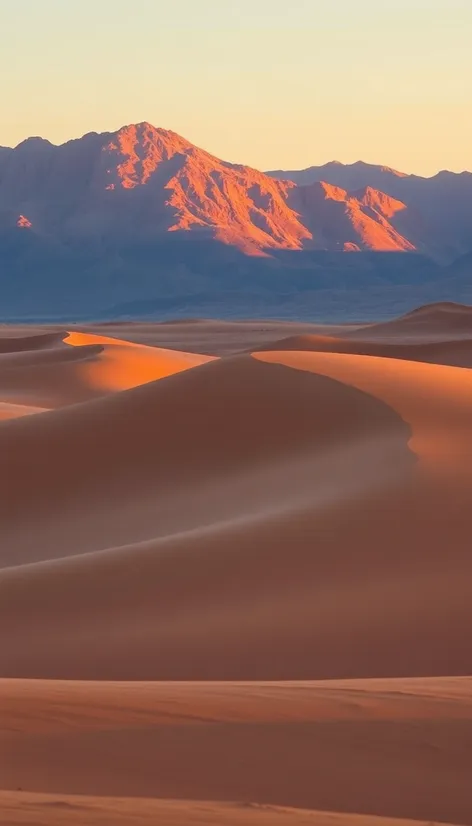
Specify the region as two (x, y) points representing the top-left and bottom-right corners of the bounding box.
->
(64, 330), (215, 392)
(0, 329), (213, 410)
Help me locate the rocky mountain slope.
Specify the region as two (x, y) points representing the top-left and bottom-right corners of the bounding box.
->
(0, 122), (463, 259)
(0, 123), (471, 320)
(268, 160), (472, 262)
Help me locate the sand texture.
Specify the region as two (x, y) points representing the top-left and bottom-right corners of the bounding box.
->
(2, 303), (472, 824)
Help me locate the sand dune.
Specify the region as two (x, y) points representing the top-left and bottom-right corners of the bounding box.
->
(76, 304), (472, 356)
(79, 318), (358, 356)
(2, 340), (472, 681)
(253, 304), (472, 367)
(254, 350), (472, 473)
(2, 305), (472, 824)
(0, 351), (413, 556)
(0, 328), (212, 410)
(1, 352), (419, 679)
(255, 332), (472, 367)
(0, 330), (68, 353)
(64, 330), (215, 392)
(349, 301), (472, 342)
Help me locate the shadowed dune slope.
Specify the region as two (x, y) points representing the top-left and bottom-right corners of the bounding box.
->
(348, 302), (472, 342)
(1, 353), (412, 559)
(0, 330), (68, 353)
(254, 350), (472, 473)
(1, 352), (419, 679)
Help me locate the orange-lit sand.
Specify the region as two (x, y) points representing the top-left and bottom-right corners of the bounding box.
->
(64, 330), (215, 392)
(2, 304), (472, 825)
(0, 329), (213, 409)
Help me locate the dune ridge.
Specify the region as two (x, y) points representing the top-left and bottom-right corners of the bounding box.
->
(0, 328), (213, 409)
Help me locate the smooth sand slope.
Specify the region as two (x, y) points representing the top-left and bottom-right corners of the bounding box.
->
(0, 329), (213, 409)
(2, 303), (472, 824)
(350, 302), (472, 342)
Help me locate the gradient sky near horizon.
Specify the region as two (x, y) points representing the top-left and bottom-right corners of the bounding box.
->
(1, 0), (471, 176)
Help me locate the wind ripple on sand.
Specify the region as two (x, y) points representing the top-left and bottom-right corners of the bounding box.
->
(0, 793), (460, 826)
(2, 678), (472, 825)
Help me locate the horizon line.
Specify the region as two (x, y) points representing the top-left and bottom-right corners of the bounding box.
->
(1, 121), (471, 180)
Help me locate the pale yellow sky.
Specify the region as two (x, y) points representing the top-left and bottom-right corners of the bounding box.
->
(1, 0), (471, 175)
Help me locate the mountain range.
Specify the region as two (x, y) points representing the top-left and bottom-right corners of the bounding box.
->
(0, 122), (471, 320)
(267, 160), (472, 263)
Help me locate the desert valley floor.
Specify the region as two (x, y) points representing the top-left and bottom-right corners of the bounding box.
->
(2, 304), (472, 825)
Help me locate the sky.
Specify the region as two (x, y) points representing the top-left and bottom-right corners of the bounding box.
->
(1, 0), (471, 176)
